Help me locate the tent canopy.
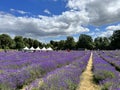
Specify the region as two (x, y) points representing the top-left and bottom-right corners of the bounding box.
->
(36, 47), (41, 50)
(30, 47), (35, 50)
(47, 47), (53, 51)
(23, 46), (29, 50)
(42, 47), (46, 51)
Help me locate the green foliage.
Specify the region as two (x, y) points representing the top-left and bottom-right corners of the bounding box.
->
(50, 40), (59, 50)
(26, 66), (45, 84)
(50, 36), (76, 50)
(94, 37), (110, 50)
(66, 80), (77, 90)
(1, 30), (120, 50)
(45, 43), (53, 48)
(101, 82), (112, 90)
(14, 36), (25, 50)
(0, 34), (13, 49)
(77, 34), (93, 49)
(65, 36), (76, 50)
(23, 38), (30, 48)
(0, 34), (43, 49)
(110, 30), (120, 49)
(94, 70), (115, 82)
(0, 83), (13, 90)
(58, 40), (65, 50)
(33, 40), (40, 48)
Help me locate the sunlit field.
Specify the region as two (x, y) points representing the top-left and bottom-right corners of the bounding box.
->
(0, 0), (120, 90)
(0, 50), (120, 90)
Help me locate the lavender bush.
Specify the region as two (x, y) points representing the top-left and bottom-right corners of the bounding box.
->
(0, 51), (86, 90)
(93, 51), (120, 90)
(29, 52), (90, 90)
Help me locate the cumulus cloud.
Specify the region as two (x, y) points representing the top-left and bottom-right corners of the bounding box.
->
(1, 0), (120, 42)
(73, 36), (78, 42)
(0, 10), (89, 39)
(44, 9), (51, 15)
(98, 31), (113, 37)
(10, 8), (30, 15)
(88, 30), (113, 39)
(106, 24), (120, 31)
(67, 0), (120, 26)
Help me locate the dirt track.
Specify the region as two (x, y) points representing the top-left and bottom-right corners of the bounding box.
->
(77, 53), (100, 90)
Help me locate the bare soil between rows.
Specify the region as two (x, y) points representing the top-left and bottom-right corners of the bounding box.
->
(77, 53), (101, 90)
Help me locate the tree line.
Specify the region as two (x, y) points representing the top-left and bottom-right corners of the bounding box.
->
(0, 35), (42, 50)
(0, 30), (120, 50)
(50, 30), (120, 50)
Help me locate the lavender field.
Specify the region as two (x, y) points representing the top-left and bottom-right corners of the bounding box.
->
(0, 50), (120, 90)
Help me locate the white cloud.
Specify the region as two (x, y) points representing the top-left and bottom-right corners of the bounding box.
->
(0, 10), (89, 40)
(95, 28), (100, 31)
(44, 9), (51, 15)
(98, 31), (113, 37)
(106, 24), (120, 31)
(10, 8), (30, 14)
(73, 37), (78, 42)
(66, 0), (120, 39)
(67, 0), (120, 26)
(1, 0), (120, 42)
(88, 30), (113, 39)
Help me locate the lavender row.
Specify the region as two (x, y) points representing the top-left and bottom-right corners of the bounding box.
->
(0, 51), (85, 69)
(0, 51), (85, 74)
(97, 51), (120, 70)
(26, 51), (90, 90)
(93, 52), (120, 90)
(0, 51), (86, 90)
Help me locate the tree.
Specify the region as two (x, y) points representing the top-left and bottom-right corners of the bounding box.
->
(23, 38), (42, 48)
(58, 40), (65, 50)
(102, 37), (110, 49)
(65, 36), (75, 50)
(23, 38), (30, 48)
(14, 36), (25, 50)
(110, 30), (120, 49)
(0, 34), (13, 49)
(77, 34), (93, 49)
(33, 40), (39, 48)
(46, 43), (52, 48)
(38, 42), (42, 48)
(94, 37), (110, 50)
(50, 40), (59, 50)
(50, 40), (54, 45)
(28, 38), (34, 48)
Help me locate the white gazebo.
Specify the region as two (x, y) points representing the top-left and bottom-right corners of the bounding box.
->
(36, 47), (41, 51)
(23, 46), (29, 51)
(47, 47), (53, 51)
(30, 47), (35, 51)
(41, 47), (46, 51)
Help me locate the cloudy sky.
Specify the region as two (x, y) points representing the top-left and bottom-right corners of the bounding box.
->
(0, 0), (120, 43)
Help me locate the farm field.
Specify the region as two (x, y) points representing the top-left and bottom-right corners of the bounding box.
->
(0, 0), (120, 90)
(0, 50), (120, 90)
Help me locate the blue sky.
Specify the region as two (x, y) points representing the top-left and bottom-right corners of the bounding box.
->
(0, 0), (67, 16)
(0, 0), (120, 43)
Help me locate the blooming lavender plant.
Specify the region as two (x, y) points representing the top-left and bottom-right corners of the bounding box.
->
(0, 51), (86, 90)
(30, 51), (90, 90)
(93, 51), (120, 90)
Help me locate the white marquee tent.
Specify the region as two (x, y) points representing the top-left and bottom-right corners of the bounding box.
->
(23, 46), (53, 52)
(23, 46), (29, 50)
(41, 47), (46, 51)
(30, 47), (35, 51)
(47, 47), (53, 51)
(36, 47), (41, 51)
